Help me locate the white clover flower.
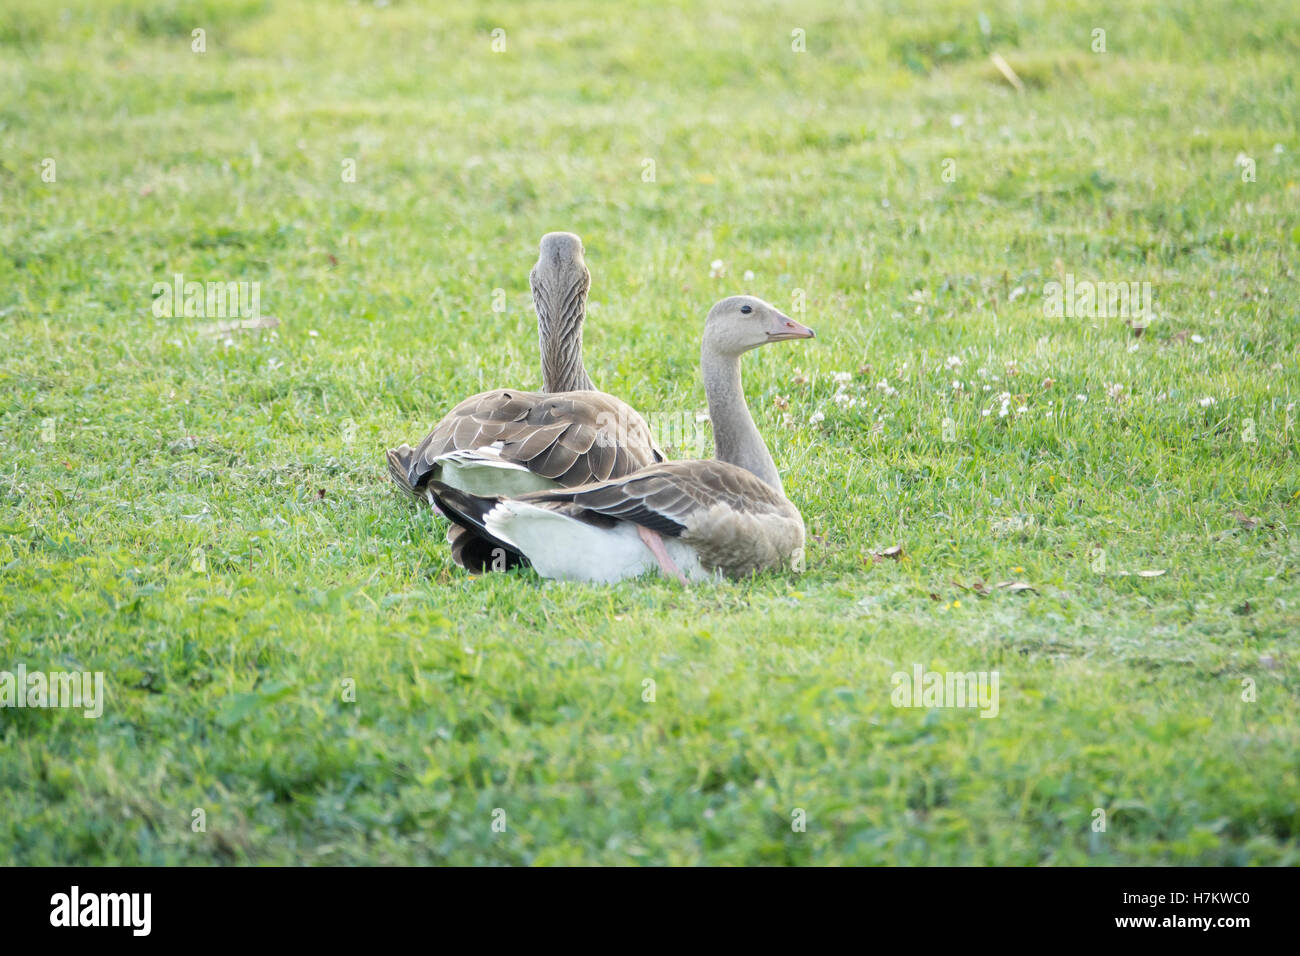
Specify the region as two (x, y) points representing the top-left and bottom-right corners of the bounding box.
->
(743, 269), (755, 281)
(1106, 383), (1124, 401)
(832, 371), (852, 385)
(1191, 334), (1205, 344)
(709, 259), (725, 278)
(810, 410), (826, 424)
(1076, 394), (1088, 403)
(1199, 396), (1217, 408)
(946, 355), (963, 371)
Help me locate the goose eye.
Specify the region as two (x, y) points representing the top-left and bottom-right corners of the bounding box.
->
(740, 305), (753, 314)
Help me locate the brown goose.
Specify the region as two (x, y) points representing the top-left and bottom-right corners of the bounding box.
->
(385, 232), (663, 568)
(428, 296), (814, 583)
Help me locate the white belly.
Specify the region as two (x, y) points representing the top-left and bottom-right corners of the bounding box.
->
(486, 502), (715, 584)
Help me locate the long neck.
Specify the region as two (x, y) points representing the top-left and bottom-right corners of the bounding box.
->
(701, 347), (783, 494)
(540, 321), (595, 393)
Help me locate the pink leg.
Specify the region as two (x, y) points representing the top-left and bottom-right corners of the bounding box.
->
(636, 524), (689, 586)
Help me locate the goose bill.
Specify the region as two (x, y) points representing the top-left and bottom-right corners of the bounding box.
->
(766, 318), (816, 341)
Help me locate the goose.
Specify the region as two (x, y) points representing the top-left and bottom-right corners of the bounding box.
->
(427, 296), (815, 584)
(385, 232), (664, 568)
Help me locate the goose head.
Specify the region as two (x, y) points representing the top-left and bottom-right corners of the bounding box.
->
(530, 232), (590, 336)
(702, 295), (815, 357)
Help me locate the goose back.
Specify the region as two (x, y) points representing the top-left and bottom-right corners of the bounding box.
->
(398, 388), (662, 496)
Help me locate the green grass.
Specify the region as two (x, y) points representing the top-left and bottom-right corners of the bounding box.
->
(1, 0), (1297, 865)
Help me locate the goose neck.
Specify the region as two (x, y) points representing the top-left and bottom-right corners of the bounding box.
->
(701, 347), (783, 494)
(540, 323), (595, 393)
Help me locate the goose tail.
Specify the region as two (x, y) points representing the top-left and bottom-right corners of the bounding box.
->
(386, 444), (421, 500)
(427, 481), (529, 570)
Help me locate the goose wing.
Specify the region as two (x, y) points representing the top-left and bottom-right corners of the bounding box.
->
(520, 459), (801, 538)
(430, 460), (805, 581)
(399, 388), (664, 493)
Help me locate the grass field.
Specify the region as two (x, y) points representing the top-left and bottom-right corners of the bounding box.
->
(1, 0), (1297, 865)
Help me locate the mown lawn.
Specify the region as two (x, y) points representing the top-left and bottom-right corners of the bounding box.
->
(1, 0), (1297, 864)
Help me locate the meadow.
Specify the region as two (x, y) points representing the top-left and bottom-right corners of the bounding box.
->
(0, 0), (1296, 864)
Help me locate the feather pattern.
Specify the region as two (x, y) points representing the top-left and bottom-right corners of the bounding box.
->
(402, 389), (662, 493)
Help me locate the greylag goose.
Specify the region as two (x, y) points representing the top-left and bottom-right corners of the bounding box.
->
(385, 232), (663, 568)
(427, 296), (814, 583)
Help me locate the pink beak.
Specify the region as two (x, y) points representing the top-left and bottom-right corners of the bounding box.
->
(767, 313), (816, 341)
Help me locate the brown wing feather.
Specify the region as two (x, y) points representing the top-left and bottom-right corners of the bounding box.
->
(517, 460), (798, 537)
(504, 459), (806, 579)
(401, 388), (663, 493)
